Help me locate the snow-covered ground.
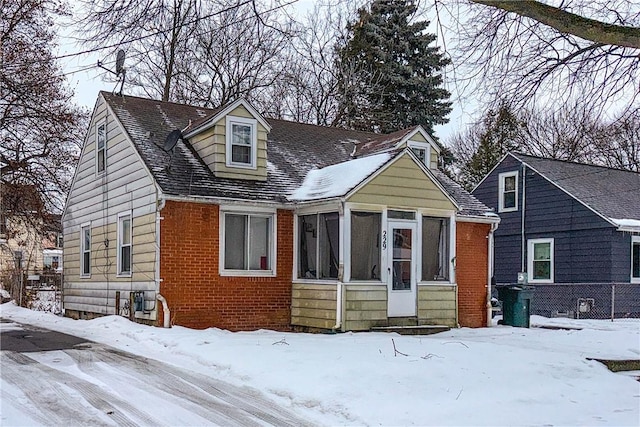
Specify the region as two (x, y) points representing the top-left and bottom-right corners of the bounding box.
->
(1, 302), (639, 426)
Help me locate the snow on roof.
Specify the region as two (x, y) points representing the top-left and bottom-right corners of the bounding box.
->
(288, 152), (393, 201)
(611, 218), (640, 231)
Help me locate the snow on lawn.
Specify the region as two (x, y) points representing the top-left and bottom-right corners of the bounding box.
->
(1, 303), (639, 426)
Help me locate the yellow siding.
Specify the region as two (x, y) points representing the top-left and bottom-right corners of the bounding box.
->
(348, 155), (455, 210)
(343, 284), (387, 331)
(417, 285), (457, 327)
(291, 283), (337, 329)
(189, 104), (268, 181)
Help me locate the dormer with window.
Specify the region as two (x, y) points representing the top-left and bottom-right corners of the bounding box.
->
(184, 99), (271, 181)
(404, 128), (440, 170)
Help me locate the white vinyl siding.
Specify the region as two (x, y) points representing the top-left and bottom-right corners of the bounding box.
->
(498, 171), (518, 212)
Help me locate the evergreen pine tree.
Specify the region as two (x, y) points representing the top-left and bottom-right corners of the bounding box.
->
(335, 0), (451, 134)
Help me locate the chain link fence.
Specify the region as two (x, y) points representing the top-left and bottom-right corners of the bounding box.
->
(494, 283), (640, 320)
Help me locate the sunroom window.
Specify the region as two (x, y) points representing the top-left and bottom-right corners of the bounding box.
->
(422, 217), (450, 281)
(298, 213), (339, 279)
(350, 212), (381, 280)
(632, 236), (639, 283)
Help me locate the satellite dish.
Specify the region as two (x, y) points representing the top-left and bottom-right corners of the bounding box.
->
(115, 50), (125, 76)
(163, 129), (182, 151)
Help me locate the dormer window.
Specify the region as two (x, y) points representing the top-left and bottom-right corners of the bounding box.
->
(408, 142), (431, 167)
(226, 116), (257, 168)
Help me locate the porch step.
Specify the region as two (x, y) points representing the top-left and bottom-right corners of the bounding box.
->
(370, 325), (451, 335)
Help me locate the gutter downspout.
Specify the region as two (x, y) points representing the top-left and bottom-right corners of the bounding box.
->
(487, 221), (499, 326)
(155, 192), (170, 327)
(521, 164), (527, 273)
(156, 294), (171, 328)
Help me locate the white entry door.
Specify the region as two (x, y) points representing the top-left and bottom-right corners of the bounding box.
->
(387, 222), (417, 317)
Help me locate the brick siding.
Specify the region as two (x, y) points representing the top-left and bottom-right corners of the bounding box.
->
(456, 221), (490, 327)
(159, 200), (293, 331)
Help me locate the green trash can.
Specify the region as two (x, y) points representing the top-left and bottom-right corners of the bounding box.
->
(496, 285), (535, 327)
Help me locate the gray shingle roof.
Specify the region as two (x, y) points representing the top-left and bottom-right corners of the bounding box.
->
(512, 153), (640, 221)
(101, 92), (493, 217)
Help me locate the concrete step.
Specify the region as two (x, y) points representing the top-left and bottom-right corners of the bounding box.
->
(370, 325), (451, 335)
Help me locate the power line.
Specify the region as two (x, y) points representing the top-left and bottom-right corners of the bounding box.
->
(46, 0), (297, 67)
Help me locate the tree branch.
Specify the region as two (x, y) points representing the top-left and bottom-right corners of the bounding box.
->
(471, 0), (640, 49)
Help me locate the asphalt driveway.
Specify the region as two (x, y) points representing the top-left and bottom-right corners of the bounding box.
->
(0, 319), (312, 426)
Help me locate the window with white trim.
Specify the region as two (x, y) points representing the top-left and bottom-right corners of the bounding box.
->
(80, 224), (91, 277)
(498, 171), (518, 212)
(528, 238), (554, 283)
(226, 116), (257, 168)
(96, 120), (106, 174)
(222, 212), (274, 273)
(298, 212), (340, 279)
(117, 213), (132, 276)
(632, 236), (640, 283)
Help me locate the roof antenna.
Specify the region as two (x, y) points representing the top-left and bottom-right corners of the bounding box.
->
(98, 49), (126, 96)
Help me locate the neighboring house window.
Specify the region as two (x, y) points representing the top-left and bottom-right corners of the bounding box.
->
(298, 212), (340, 279)
(632, 236), (640, 283)
(226, 116), (257, 168)
(422, 216), (450, 281)
(222, 212), (274, 273)
(528, 238), (554, 283)
(118, 213), (132, 276)
(81, 224), (91, 277)
(96, 120), (106, 174)
(57, 233), (64, 248)
(44, 254), (61, 270)
(498, 171), (518, 212)
(351, 211), (381, 280)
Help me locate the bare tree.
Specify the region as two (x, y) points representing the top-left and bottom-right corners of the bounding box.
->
(592, 111), (640, 171)
(1, 0), (86, 230)
(435, 0), (640, 113)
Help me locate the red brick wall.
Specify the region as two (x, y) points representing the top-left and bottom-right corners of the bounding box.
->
(456, 221), (491, 328)
(159, 200), (293, 331)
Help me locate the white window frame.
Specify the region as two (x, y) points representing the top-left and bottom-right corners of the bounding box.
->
(96, 119), (106, 175)
(225, 115), (258, 169)
(407, 142), (430, 167)
(117, 212), (132, 277)
(527, 238), (554, 284)
(498, 171), (518, 213)
(219, 208), (276, 277)
(80, 222), (91, 278)
(632, 236), (640, 284)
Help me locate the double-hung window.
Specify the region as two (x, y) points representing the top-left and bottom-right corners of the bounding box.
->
(80, 223), (91, 277)
(408, 142), (430, 167)
(226, 116), (257, 168)
(498, 171), (518, 212)
(222, 212), (274, 274)
(422, 216), (450, 281)
(528, 238), (554, 283)
(632, 236), (640, 283)
(96, 120), (106, 174)
(117, 213), (132, 276)
(298, 212), (340, 279)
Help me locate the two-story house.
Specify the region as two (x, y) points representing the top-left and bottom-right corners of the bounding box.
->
(62, 92), (499, 331)
(473, 152), (640, 318)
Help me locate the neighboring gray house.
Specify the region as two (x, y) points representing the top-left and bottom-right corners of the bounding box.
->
(473, 153), (640, 317)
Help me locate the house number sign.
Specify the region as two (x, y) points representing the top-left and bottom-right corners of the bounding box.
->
(382, 230), (387, 250)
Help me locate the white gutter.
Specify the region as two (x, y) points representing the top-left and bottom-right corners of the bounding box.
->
(487, 221), (499, 327)
(155, 190), (169, 327)
(521, 164), (527, 272)
(333, 201), (345, 331)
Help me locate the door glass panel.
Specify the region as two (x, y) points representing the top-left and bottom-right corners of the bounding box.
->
(392, 228), (412, 290)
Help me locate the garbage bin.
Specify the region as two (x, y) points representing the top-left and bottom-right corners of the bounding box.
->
(496, 285), (535, 327)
